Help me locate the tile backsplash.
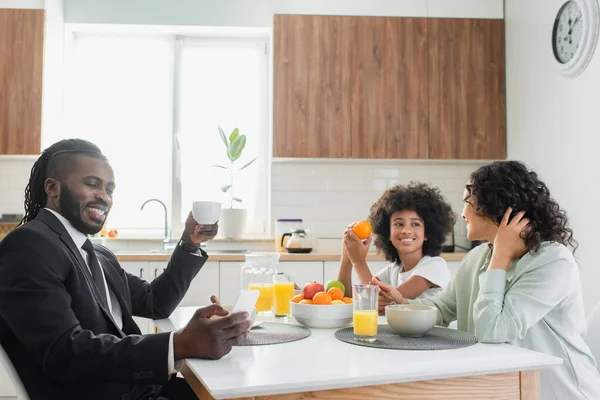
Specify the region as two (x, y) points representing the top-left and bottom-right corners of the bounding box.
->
(271, 160), (489, 250)
(0, 157), (36, 216)
(1, 156), (487, 251)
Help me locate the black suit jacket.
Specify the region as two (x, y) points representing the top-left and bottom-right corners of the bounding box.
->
(0, 209), (208, 400)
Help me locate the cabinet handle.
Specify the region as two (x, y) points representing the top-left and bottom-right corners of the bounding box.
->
(139, 268), (143, 278)
(154, 268), (158, 279)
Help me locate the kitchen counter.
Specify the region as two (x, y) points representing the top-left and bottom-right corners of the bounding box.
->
(155, 306), (561, 399)
(115, 251), (468, 262)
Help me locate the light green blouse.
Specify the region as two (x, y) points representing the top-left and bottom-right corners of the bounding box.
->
(410, 242), (600, 400)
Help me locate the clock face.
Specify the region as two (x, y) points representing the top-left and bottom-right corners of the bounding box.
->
(552, 1), (584, 64)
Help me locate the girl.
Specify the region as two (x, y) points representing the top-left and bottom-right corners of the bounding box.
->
(338, 182), (455, 313)
(374, 161), (600, 400)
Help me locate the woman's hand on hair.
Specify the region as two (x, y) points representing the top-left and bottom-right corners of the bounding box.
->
(343, 226), (371, 265)
(492, 207), (529, 264)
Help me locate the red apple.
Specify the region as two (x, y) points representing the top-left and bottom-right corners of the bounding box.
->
(303, 281), (324, 300)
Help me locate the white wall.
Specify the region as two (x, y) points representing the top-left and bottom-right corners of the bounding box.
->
(272, 161), (486, 250)
(505, 0), (600, 314)
(63, 0), (502, 25)
(0, 0), (43, 8)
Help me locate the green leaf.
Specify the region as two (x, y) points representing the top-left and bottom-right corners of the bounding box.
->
(210, 164), (228, 170)
(228, 135), (246, 162)
(229, 128), (240, 143)
(232, 197), (243, 203)
(239, 157), (257, 171)
(218, 126), (229, 150)
(220, 184), (232, 193)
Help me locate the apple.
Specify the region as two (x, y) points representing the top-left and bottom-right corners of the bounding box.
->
(303, 281), (324, 300)
(325, 280), (345, 294)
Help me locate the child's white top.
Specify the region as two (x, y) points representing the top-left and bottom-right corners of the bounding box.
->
(375, 256), (451, 299)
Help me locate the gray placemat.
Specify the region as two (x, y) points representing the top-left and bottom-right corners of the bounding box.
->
(334, 325), (477, 350)
(236, 322), (311, 346)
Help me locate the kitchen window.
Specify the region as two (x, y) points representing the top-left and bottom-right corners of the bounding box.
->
(51, 29), (270, 237)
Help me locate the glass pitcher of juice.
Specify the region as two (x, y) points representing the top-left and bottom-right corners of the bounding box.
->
(240, 252), (280, 315)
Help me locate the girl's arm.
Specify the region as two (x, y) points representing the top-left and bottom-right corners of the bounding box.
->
(396, 258), (452, 299)
(337, 241), (353, 298)
(395, 275), (435, 299)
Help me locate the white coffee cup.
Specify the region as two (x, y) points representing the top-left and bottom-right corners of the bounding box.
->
(192, 201), (222, 225)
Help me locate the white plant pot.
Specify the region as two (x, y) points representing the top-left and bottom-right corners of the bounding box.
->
(219, 208), (247, 239)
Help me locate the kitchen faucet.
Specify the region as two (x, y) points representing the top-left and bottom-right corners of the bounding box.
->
(140, 198), (172, 250)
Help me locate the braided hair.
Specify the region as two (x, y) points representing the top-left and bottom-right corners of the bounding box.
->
(19, 139), (107, 226)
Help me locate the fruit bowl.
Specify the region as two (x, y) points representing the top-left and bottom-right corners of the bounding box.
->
(385, 304), (438, 337)
(291, 302), (353, 329)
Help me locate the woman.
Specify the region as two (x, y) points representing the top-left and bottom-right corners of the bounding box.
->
(339, 182), (455, 312)
(374, 161), (600, 400)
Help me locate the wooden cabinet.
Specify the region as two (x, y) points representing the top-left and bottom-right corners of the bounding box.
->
(274, 15), (428, 159)
(273, 15), (505, 160)
(428, 18), (506, 159)
(0, 9), (44, 155)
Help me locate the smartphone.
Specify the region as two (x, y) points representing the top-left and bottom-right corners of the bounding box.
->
(231, 289), (260, 316)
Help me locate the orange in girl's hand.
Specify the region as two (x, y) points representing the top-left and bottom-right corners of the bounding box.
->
(312, 292), (332, 305)
(352, 220), (372, 240)
(327, 287), (344, 301)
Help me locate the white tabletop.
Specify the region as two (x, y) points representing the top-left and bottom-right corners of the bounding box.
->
(155, 306), (563, 400)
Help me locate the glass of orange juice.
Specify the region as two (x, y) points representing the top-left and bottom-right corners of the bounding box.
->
(273, 273), (295, 317)
(248, 283), (274, 314)
(353, 284), (379, 342)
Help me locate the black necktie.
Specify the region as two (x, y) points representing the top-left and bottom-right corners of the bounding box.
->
(82, 239), (108, 307)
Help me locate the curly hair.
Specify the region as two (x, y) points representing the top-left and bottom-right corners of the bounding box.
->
(19, 139), (107, 227)
(466, 161), (577, 253)
(368, 182), (456, 263)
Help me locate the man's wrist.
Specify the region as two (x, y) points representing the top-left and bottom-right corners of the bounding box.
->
(178, 239), (200, 253)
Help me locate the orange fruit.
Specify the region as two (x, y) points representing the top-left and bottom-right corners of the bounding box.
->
(352, 220), (372, 240)
(291, 294), (304, 303)
(107, 229), (118, 238)
(312, 291), (332, 305)
(327, 287), (344, 301)
(342, 297), (353, 304)
(299, 299), (313, 304)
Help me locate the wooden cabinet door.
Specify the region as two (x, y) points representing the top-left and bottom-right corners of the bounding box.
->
(0, 9), (44, 154)
(273, 15), (351, 158)
(428, 18), (506, 160)
(345, 17), (429, 159)
(273, 15), (428, 159)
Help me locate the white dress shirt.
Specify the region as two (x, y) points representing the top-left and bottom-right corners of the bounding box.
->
(45, 208), (178, 374)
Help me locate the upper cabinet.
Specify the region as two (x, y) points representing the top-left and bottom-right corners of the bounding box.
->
(0, 9), (45, 155)
(428, 18), (506, 159)
(273, 15), (506, 160)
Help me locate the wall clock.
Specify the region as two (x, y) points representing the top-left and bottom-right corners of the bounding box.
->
(552, 0), (600, 78)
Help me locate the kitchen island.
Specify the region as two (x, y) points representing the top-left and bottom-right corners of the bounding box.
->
(154, 306), (561, 400)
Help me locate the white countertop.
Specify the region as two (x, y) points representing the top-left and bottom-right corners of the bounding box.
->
(155, 306), (562, 400)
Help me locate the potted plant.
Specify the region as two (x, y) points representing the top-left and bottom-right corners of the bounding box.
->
(212, 126), (257, 238)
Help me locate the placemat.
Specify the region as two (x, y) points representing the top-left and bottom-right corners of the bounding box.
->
(334, 325), (477, 350)
(236, 322), (311, 346)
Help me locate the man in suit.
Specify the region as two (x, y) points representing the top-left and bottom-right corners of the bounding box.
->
(0, 139), (252, 400)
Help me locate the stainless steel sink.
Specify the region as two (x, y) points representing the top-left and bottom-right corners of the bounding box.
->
(205, 250), (250, 255)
